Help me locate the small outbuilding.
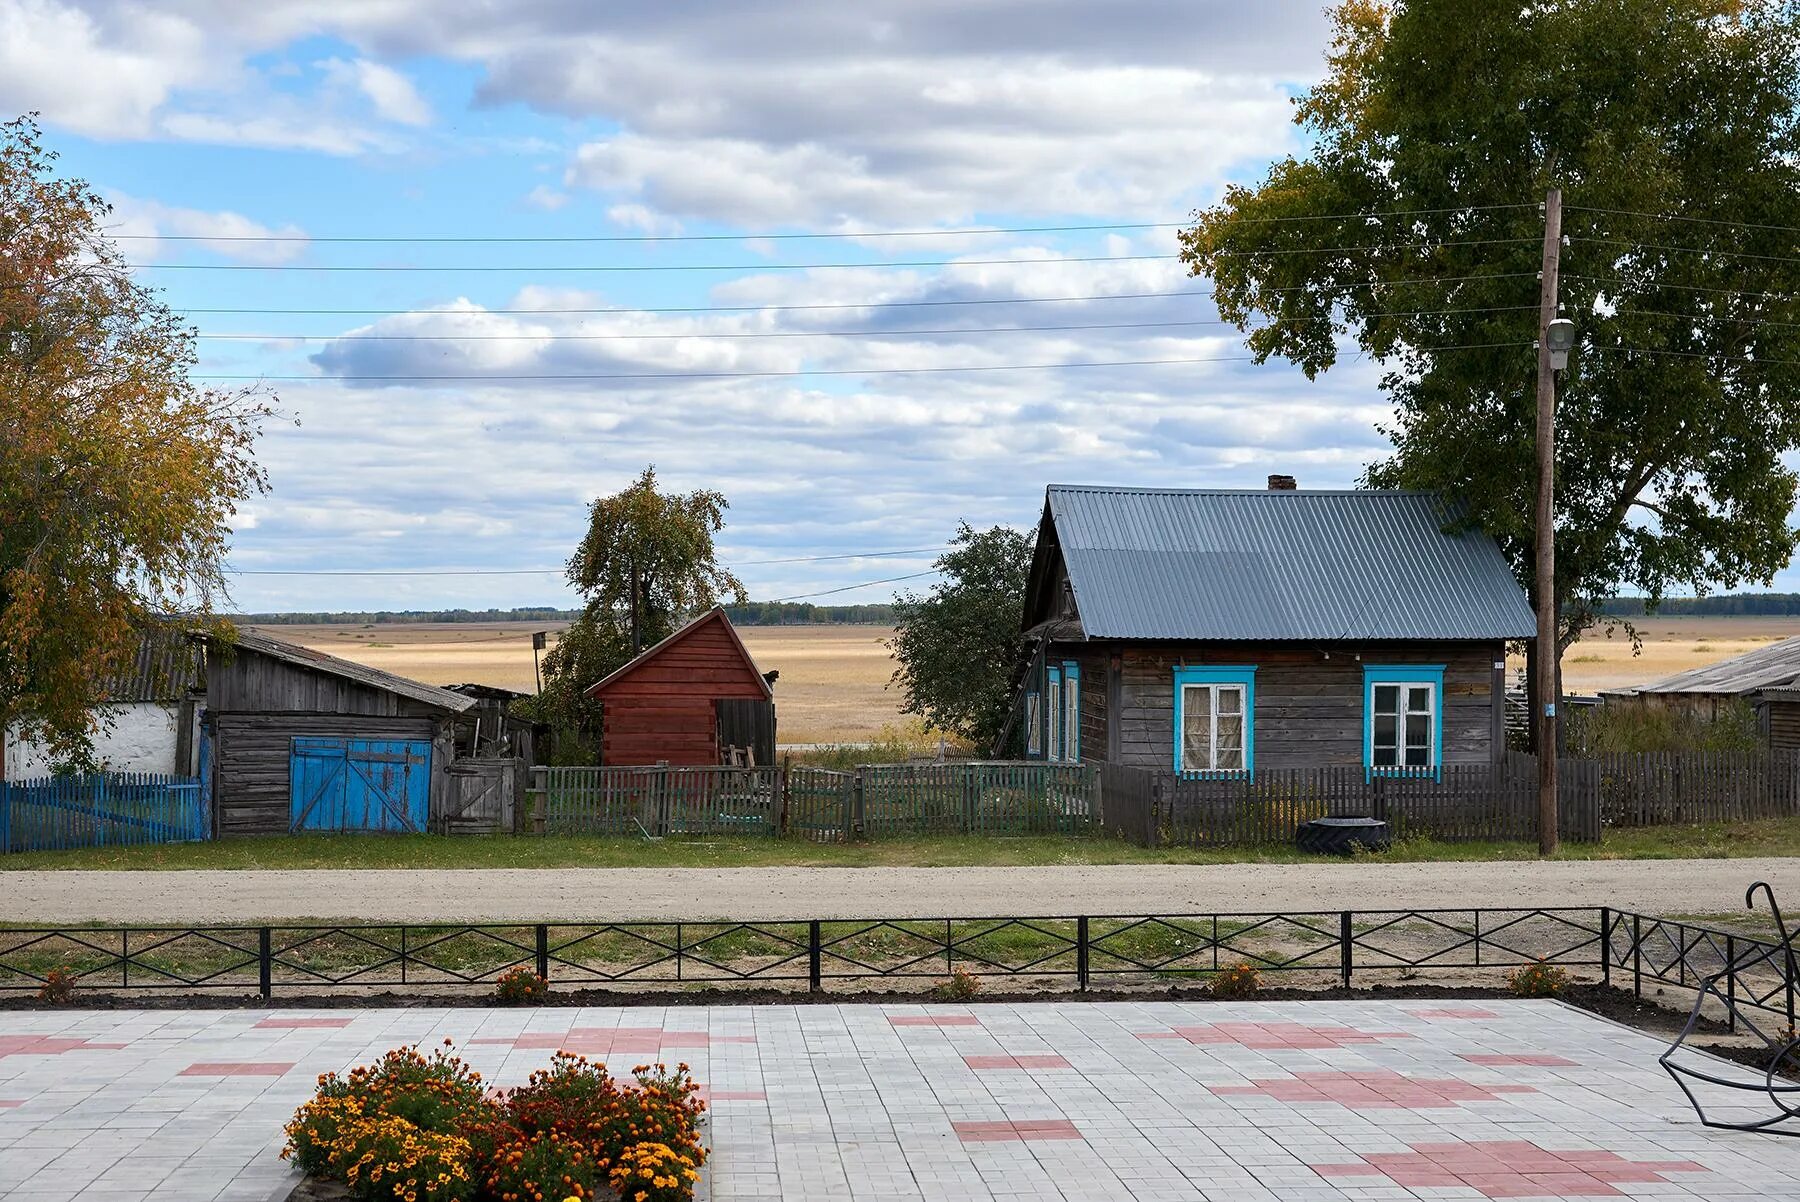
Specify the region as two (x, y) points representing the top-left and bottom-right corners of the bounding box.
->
(202, 628), (477, 836)
(584, 608), (775, 767)
(1607, 635), (1800, 748)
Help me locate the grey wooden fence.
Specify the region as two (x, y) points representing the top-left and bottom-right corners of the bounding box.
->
(537, 765), (782, 836)
(1591, 749), (1800, 826)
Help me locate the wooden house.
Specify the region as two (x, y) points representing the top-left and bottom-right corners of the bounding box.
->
(1011, 480), (1536, 774)
(585, 608), (775, 766)
(1606, 636), (1800, 748)
(202, 628), (480, 836)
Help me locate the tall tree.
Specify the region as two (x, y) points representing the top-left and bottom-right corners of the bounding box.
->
(888, 524), (1034, 749)
(1181, 1), (1800, 680)
(1, 115), (272, 764)
(532, 466), (746, 755)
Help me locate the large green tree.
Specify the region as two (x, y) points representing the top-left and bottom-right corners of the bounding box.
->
(888, 524), (1034, 749)
(1, 115), (271, 764)
(1181, 1), (1800, 678)
(532, 466), (745, 756)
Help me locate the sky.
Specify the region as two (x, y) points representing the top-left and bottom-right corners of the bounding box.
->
(3, 0), (1427, 612)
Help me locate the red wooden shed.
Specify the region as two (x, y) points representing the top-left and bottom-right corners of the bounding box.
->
(584, 608), (775, 766)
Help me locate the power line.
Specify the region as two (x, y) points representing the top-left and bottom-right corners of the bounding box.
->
(1209, 236), (1540, 259)
(104, 201), (1543, 245)
(1567, 204), (1800, 238)
(192, 306), (1542, 343)
(226, 546), (949, 576)
(1565, 274), (1798, 302)
(171, 273), (1541, 320)
(192, 341), (1534, 383)
(134, 253), (1179, 273)
(1571, 234), (1800, 268)
(118, 220), (1185, 244)
(769, 570), (940, 602)
(1584, 343), (1800, 368)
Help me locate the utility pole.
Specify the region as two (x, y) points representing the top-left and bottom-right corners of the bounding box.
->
(1535, 186), (1563, 856)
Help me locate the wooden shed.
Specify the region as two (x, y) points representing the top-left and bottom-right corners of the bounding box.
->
(584, 608), (775, 766)
(202, 628), (483, 836)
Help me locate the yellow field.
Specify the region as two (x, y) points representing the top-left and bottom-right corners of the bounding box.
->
(250, 614), (1800, 744)
(251, 621), (912, 745)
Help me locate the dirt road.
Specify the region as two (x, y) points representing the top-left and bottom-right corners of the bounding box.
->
(4, 859), (1795, 924)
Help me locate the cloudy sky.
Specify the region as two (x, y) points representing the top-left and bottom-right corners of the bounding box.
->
(5, 0), (1423, 611)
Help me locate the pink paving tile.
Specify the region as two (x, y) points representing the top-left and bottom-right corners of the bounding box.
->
(468, 1028), (755, 1054)
(254, 1017), (355, 1029)
(954, 1118), (1081, 1142)
(0, 1035), (130, 1060)
(1136, 1021), (1414, 1050)
(963, 1054), (1072, 1070)
(1459, 1053), (1579, 1067)
(1308, 1139), (1708, 1199)
(1406, 1007), (1500, 1019)
(1214, 1069), (1536, 1109)
(179, 1062), (297, 1077)
(889, 1015), (981, 1027)
(0, 1100), (23, 1108)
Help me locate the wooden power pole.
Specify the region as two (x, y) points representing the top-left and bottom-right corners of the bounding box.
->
(1535, 187), (1563, 856)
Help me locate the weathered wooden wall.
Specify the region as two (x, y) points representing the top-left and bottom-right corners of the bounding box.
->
(1068, 640), (1504, 772)
(436, 757), (523, 835)
(213, 713), (437, 836)
(210, 647), (446, 718)
(595, 617), (770, 767)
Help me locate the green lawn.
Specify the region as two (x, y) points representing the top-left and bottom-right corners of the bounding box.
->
(6, 815), (1800, 870)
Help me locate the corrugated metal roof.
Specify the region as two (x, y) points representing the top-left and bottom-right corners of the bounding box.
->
(229, 627), (476, 713)
(1622, 635), (1800, 696)
(98, 627), (202, 703)
(1046, 485), (1536, 641)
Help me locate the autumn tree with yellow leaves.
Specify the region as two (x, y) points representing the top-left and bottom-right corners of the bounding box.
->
(1, 115), (274, 766)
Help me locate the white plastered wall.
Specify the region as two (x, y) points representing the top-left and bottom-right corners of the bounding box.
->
(3, 703), (182, 779)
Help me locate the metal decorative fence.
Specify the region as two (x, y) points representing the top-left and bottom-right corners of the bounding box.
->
(0, 773), (208, 854)
(539, 765), (781, 836)
(2, 906), (1791, 1024)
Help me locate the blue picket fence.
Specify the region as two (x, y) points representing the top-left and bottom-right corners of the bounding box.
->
(0, 773), (209, 854)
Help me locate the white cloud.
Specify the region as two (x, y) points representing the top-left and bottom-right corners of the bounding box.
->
(604, 203), (682, 235)
(319, 56), (432, 126)
(0, 0), (210, 137)
(524, 184), (570, 211)
(107, 191), (310, 266)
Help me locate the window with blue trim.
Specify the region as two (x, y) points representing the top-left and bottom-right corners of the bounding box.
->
(1363, 665), (1445, 774)
(1172, 666), (1256, 775)
(1062, 662), (1080, 762)
(1046, 666), (1063, 762)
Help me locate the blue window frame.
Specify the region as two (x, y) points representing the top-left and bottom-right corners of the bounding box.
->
(1172, 666), (1256, 776)
(1363, 665), (1445, 777)
(1045, 665), (1063, 762)
(1062, 662), (1080, 762)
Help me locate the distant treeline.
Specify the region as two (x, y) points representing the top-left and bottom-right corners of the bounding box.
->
(1601, 593), (1800, 617)
(241, 602), (895, 626)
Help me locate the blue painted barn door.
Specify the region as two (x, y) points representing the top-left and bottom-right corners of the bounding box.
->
(289, 738), (430, 833)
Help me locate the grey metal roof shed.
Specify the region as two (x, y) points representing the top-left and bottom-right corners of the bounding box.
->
(1034, 485), (1536, 641)
(1618, 635), (1800, 696)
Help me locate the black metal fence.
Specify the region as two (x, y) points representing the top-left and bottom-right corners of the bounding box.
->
(1, 906), (1791, 1025)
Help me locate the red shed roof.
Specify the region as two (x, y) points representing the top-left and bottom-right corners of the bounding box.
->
(583, 607), (772, 700)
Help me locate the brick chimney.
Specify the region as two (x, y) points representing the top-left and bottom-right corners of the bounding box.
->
(1267, 474), (1297, 491)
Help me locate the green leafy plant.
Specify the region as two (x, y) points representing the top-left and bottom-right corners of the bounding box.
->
(1510, 958), (1570, 998)
(494, 966), (548, 1006)
(1210, 961), (1262, 999)
(930, 967), (981, 1001)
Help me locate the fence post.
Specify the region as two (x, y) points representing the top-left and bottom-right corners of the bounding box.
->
(776, 760), (790, 836)
(1077, 916), (1090, 992)
(536, 924), (550, 980)
(1147, 776), (1163, 848)
(1726, 934), (1736, 1034)
(0, 780), (9, 856)
(852, 772), (866, 839)
(259, 926), (272, 1000)
(1599, 906), (1611, 986)
(1340, 911), (1353, 990)
(528, 766), (547, 836)
(809, 920), (823, 993)
(1632, 913), (1642, 999)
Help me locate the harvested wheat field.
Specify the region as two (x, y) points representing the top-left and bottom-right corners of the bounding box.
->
(251, 621), (908, 745)
(1545, 615), (1800, 692)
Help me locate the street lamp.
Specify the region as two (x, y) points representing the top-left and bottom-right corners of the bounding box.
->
(1546, 316), (1576, 371)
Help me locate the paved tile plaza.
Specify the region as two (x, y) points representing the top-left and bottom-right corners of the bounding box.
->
(1, 998), (1797, 1200)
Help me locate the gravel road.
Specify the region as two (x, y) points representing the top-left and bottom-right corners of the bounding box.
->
(4, 858), (1796, 924)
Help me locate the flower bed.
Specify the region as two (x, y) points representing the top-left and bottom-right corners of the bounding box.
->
(283, 1040), (705, 1201)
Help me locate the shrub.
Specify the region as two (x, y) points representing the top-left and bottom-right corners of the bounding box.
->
(931, 967), (981, 1001)
(495, 966), (548, 1006)
(1210, 961), (1262, 999)
(481, 1128), (601, 1202)
(36, 967), (75, 1005)
(1510, 958), (1570, 998)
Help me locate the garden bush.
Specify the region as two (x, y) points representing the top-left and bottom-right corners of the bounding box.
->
(1210, 961), (1262, 999)
(1510, 958), (1570, 998)
(283, 1041), (706, 1202)
(494, 966), (548, 1005)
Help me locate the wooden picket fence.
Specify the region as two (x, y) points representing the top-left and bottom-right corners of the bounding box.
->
(0, 773), (209, 854)
(538, 765), (781, 836)
(1589, 749), (1800, 826)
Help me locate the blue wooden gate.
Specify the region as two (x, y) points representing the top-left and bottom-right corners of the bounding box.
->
(289, 738), (430, 833)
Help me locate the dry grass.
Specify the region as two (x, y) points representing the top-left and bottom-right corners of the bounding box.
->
(251, 621), (909, 745)
(257, 614), (1800, 744)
